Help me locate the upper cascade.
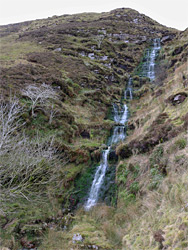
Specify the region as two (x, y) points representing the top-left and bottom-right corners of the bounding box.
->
(141, 38), (161, 81)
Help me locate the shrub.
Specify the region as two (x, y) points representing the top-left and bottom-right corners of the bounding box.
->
(174, 138), (187, 150)
(149, 145), (164, 166)
(148, 167), (164, 190)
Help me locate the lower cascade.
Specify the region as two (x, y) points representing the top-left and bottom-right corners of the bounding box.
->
(84, 147), (110, 210)
(84, 91), (130, 211)
(84, 38), (160, 211)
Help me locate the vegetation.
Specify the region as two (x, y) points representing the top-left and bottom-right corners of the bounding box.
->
(0, 7), (188, 250)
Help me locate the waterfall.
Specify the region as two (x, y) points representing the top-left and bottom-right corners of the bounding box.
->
(124, 78), (133, 100)
(85, 91), (129, 211)
(85, 38), (160, 211)
(141, 38), (161, 81)
(84, 147), (110, 211)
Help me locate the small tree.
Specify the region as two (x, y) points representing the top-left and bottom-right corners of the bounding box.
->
(22, 83), (59, 117)
(0, 97), (65, 211)
(94, 34), (105, 49)
(0, 98), (23, 155)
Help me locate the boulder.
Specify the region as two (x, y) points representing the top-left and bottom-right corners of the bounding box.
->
(161, 35), (174, 44)
(166, 92), (187, 105)
(72, 233), (83, 244)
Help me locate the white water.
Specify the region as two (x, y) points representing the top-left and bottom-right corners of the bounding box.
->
(110, 104), (128, 145)
(142, 38), (161, 81)
(84, 147), (110, 211)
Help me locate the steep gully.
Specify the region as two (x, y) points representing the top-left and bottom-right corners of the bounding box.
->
(84, 39), (161, 211)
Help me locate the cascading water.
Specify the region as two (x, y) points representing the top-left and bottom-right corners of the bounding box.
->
(124, 78), (133, 100)
(84, 147), (110, 211)
(141, 38), (161, 81)
(85, 102), (129, 211)
(84, 104), (128, 211)
(84, 38), (159, 211)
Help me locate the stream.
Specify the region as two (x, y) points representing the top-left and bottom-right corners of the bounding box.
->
(84, 38), (161, 211)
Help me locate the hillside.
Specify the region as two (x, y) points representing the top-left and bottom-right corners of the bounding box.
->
(0, 8), (188, 250)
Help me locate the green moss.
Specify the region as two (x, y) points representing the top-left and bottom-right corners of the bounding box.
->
(70, 163), (99, 205)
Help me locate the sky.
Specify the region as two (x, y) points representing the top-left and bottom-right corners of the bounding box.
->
(0, 0), (188, 30)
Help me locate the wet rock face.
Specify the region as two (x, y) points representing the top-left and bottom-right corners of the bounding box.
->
(167, 92), (187, 105)
(109, 150), (118, 162)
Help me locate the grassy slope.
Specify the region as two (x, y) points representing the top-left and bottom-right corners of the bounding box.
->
(1, 8), (186, 250)
(39, 29), (188, 250)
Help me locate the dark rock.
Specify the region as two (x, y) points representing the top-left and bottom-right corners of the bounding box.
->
(91, 149), (101, 162)
(161, 35), (173, 43)
(116, 144), (132, 159)
(169, 59), (177, 68)
(155, 88), (163, 97)
(109, 150), (118, 162)
(80, 130), (90, 139)
(153, 229), (165, 249)
(127, 121), (136, 130)
(172, 46), (183, 56)
(20, 238), (36, 249)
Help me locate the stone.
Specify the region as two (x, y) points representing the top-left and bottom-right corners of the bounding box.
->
(161, 34), (175, 44)
(92, 245), (99, 249)
(88, 53), (95, 60)
(172, 93), (187, 105)
(166, 92), (187, 105)
(72, 233), (83, 244)
(54, 47), (61, 52)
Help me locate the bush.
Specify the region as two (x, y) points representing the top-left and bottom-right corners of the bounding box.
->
(149, 145), (164, 166)
(148, 167), (164, 190)
(174, 138), (187, 150)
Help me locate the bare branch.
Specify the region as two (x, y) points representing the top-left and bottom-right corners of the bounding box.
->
(0, 97), (23, 155)
(22, 83), (59, 116)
